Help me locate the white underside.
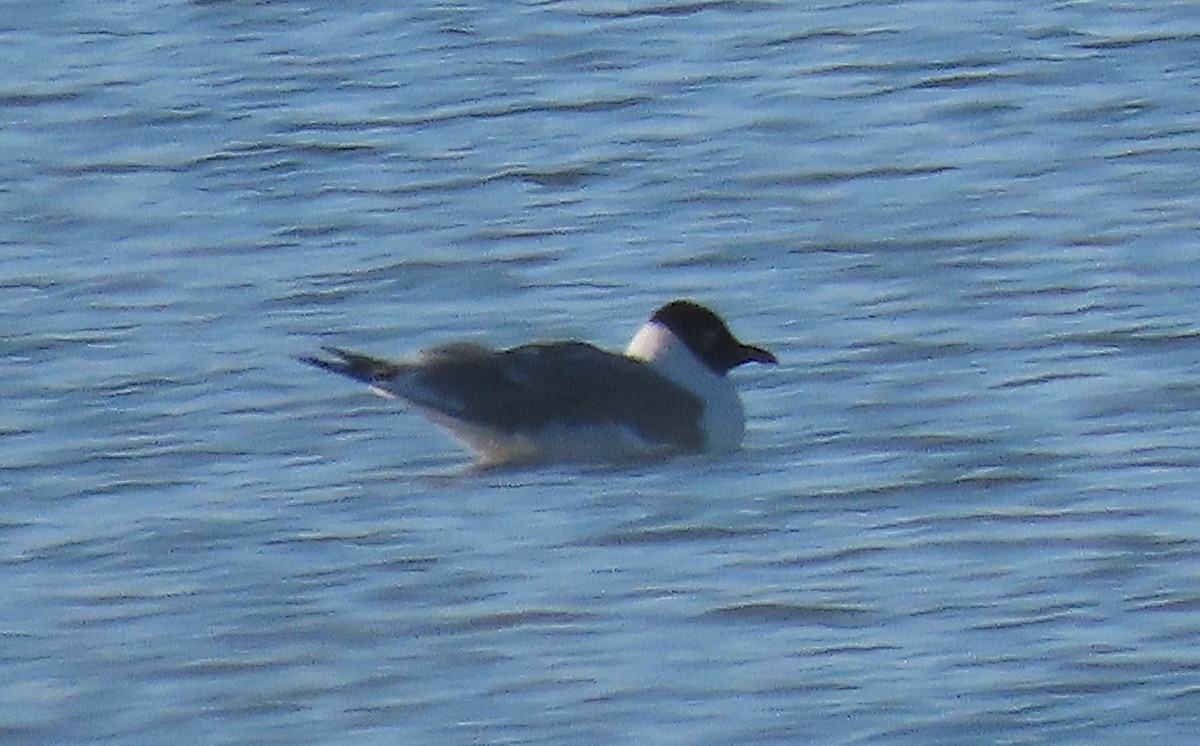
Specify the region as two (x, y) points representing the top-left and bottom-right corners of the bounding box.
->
(433, 415), (680, 467)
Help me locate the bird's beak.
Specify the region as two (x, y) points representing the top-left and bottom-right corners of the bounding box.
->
(739, 344), (778, 366)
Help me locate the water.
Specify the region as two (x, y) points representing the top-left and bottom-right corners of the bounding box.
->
(4, 1), (1200, 743)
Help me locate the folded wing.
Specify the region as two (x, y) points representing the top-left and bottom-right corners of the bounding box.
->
(301, 342), (705, 451)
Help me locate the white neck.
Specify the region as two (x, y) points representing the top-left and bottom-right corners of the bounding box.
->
(625, 321), (745, 452)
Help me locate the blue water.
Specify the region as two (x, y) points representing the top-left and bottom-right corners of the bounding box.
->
(4, 1), (1200, 743)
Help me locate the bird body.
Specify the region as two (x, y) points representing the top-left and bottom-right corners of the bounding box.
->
(301, 300), (775, 466)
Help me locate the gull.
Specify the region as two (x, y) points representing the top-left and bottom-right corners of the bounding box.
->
(300, 300), (776, 466)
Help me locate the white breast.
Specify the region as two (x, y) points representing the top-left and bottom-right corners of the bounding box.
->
(625, 322), (746, 453)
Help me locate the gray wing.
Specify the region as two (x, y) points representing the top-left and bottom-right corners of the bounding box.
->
(301, 342), (705, 450)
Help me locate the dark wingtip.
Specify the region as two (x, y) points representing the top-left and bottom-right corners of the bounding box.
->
(297, 351), (341, 374)
(297, 346), (357, 376)
(297, 346), (400, 385)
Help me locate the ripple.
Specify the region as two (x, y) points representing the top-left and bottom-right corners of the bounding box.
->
(697, 602), (875, 628)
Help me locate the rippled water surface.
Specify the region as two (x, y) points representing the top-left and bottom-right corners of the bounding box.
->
(4, 1), (1200, 743)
